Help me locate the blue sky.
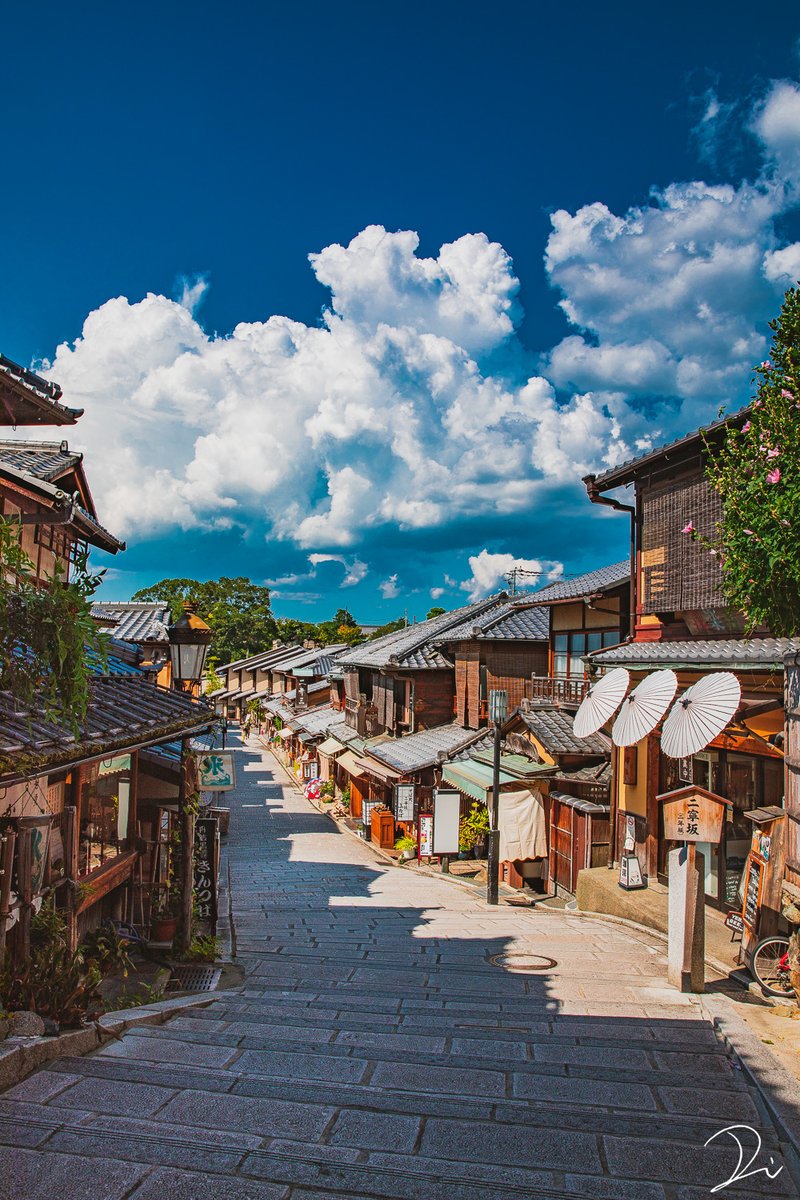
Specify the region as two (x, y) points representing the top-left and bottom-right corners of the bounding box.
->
(3, 2), (800, 620)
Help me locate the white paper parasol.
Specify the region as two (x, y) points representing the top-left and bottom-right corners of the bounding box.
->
(573, 667), (630, 738)
(611, 669), (678, 747)
(661, 671), (742, 759)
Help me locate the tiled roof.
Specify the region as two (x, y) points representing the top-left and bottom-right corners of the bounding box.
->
(436, 600), (549, 643)
(520, 708), (610, 756)
(337, 596), (507, 671)
(552, 760), (613, 789)
(217, 644), (302, 673)
(274, 645), (349, 675)
(0, 354), (82, 426)
(589, 637), (800, 671)
(91, 602), (171, 645)
(293, 704), (335, 736)
(529, 561), (629, 604)
(0, 676), (215, 783)
(0, 440), (82, 481)
(364, 723), (484, 773)
(586, 408), (749, 491)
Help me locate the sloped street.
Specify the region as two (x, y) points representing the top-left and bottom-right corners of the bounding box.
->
(1, 734), (797, 1200)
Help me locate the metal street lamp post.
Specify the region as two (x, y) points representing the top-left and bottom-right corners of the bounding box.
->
(487, 689), (507, 905)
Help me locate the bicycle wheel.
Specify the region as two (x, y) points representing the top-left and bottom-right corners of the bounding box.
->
(750, 935), (793, 997)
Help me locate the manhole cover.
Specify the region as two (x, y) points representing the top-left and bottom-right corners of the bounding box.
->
(487, 952), (557, 973)
(167, 964), (222, 992)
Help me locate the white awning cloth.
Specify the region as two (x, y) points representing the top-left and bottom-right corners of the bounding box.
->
(498, 789), (547, 861)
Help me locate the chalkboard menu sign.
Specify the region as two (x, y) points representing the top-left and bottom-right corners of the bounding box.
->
(393, 783), (416, 822)
(742, 857), (763, 931)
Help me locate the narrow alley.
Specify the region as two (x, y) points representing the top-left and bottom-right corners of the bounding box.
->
(1, 735), (796, 1199)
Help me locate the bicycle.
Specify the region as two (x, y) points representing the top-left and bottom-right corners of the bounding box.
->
(749, 934), (794, 998)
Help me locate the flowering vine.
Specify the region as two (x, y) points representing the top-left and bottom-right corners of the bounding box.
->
(696, 286), (800, 636)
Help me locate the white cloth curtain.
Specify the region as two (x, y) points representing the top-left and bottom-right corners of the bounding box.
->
(498, 789), (547, 861)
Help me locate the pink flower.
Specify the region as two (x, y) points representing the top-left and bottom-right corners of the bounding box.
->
(767, 447), (780, 458)
(743, 528), (756, 536)
(782, 389), (795, 400)
(742, 421), (751, 432)
(682, 521), (695, 534)
(759, 360), (772, 370)
(754, 399), (763, 408)
(767, 468), (781, 484)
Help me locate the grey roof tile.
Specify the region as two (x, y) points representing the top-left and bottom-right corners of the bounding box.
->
(91, 602), (171, 645)
(337, 596), (507, 670)
(520, 708), (610, 756)
(0, 440), (82, 481)
(529, 561), (629, 604)
(589, 637), (800, 670)
(436, 600), (549, 643)
(364, 723), (484, 773)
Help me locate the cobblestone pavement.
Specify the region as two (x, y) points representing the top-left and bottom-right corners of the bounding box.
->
(2, 733), (798, 1199)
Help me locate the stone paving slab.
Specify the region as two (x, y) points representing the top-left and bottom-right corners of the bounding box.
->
(1, 733), (798, 1199)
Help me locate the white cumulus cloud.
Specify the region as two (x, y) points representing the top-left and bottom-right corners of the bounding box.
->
(460, 550), (563, 602)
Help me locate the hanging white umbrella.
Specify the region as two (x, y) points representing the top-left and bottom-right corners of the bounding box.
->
(612, 669), (678, 747)
(661, 671), (742, 759)
(573, 667), (630, 738)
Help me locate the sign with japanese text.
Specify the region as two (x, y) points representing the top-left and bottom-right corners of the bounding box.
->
(194, 817), (219, 929)
(196, 751), (236, 791)
(658, 786), (730, 844)
(394, 783), (416, 822)
(418, 813), (433, 857)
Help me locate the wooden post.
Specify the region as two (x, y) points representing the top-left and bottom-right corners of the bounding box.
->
(16, 826), (32, 960)
(178, 739), (196, 955)
(0, 829), (17, 968)
(64, 805), (79, 951)
(607, 744), (618, 868)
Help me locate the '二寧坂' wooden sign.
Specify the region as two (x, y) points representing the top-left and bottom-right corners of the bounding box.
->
(658, 786), (731, 843)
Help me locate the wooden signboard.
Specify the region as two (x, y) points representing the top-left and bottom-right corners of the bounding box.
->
(194, 817), (219, 929)
(658, 786), (731, 843)
(196, 751), (236, 791)
(432, 790), (461, 856)
(394, 783), (416, 823)
(742, 856), (764, 931)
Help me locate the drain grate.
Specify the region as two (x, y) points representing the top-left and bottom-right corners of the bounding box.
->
(167, 964), (222, 992)
(487, 952), (557, 973)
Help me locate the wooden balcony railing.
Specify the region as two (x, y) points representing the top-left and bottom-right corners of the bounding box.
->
(526, 676), (590, 708)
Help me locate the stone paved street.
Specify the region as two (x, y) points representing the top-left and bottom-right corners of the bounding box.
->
(1, 733), (798, 1199)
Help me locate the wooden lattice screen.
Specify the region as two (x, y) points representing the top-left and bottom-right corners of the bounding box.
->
(640, 475), (725, 613)
(785, 658), (800, 886)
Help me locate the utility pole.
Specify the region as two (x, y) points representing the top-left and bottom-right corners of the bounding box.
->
(487, 690), (507, 905)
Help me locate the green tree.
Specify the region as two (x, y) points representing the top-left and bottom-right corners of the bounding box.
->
(426, 606), (446, 619)
(133, 577), (277, 664)
(369, 617), (406, 639)
(314, 608), (363, 646)
(701, 286), (800, 636)
(275, 616), (318, 645)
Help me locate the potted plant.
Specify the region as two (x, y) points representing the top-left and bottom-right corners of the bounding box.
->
(150, 888), (180, 944)
(462, 802), (490, 859)
(458, 816), (476, 859)
(394, 834), (417, 861)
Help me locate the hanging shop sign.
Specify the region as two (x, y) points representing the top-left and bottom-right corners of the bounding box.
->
(194, 816), (219, 928)
(17, 815), (52, 897)
(432, 790), (461, 856)
(418, 813), (434, 858)
(196, 751), (236, 791)
(393, 783), (416, 823)
(302, 760), (319, 781)
(658, 786), (731, 844)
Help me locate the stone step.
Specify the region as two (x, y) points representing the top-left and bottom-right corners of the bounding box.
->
(0, 1058), (769, 1149)
(0, 1092), (792, 1198)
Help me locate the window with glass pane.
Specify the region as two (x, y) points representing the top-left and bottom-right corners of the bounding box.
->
(569, 633), (586, 678)
(587, 632), (602, 653)
(553, 634), (568, 677)
(602, 629), (621, 647)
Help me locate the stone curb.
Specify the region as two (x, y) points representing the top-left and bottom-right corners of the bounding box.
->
(700, 993), (800, 1181)
(0, 992), (216, 1094)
